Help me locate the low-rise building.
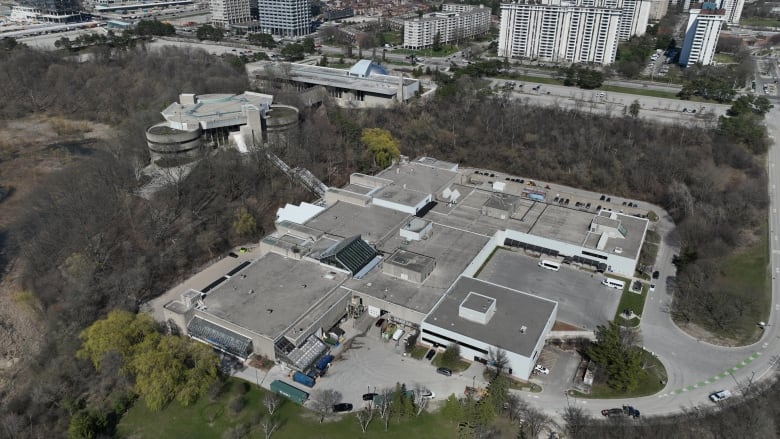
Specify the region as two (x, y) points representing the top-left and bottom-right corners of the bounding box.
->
(247, 60), (420, 108)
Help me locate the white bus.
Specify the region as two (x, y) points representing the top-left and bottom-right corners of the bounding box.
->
(601, 278), (625, 289)
(538, 260), (560, 272)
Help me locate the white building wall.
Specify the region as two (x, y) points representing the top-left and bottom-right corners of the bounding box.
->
(403, 6), (490, 49)
(371, 194), (431, 214)
(462, 231), (505, 277)
(719, 0), (744, 24)
(258, 0), (310, 36)
(498, 1), (621, 65)
(420, 301), (557, 380)
(679, 9), (724, 66)
(211, 0), (251, 27)
(503, 228), (639, 276)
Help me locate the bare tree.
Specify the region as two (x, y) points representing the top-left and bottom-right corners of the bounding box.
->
(562, 404), (589, 439)
(488, 348), (509, 377)
(505, 393), (525, 423)
(412, 383), (429, 416)
(260, 415), (281, 439)
(311, 389), (342, 423)
(355, 407), (374, 432)
(263, 392), (281, 416)
(375, 387), (394, 431)
(519, 405), (553, 439)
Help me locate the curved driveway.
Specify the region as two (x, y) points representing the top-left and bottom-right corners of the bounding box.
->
(529, 105), (780, 421)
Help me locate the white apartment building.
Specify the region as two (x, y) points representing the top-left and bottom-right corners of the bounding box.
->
(403, 4), (490, 50)
(498, 0), (622, 65)
(648, 0), (669, 20)
(258, 0), (310, 37)
(679, 5), (725, 66)
(719, 0), (744, 24)
(581, 0), (650, 40)
(211, 0), (251, 27)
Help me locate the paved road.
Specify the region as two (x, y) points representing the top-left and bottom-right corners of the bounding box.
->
(488, 79), (727, 126)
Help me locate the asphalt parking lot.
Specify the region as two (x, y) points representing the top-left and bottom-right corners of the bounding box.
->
(477, 249), (620, 330)
(312, 324), (488, 409)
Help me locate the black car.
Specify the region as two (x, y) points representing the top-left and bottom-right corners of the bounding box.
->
(333, 403), (353, 412)
(228, 252), (239, 258)
(425, 349), (436, 360)
(362, 393), (377, 401)
(652, 271), (660, 279)
(437, 367), (452, 376)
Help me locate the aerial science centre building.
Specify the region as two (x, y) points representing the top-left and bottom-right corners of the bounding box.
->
(163, 157), (648, 380)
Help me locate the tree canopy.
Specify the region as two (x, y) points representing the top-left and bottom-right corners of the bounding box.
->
(587, 322), (643, 392)
(361, 128), (401, 169)
(78, 310), (219, 411)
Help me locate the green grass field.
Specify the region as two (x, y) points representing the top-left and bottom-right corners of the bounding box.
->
(614, 284), (648, 327)
(740, 17), (780, 28)
(597, 85), (678, 100)
(118, 378), (458, 439)
(713, 222), (770, 343)
(713, 53), (737, 64)
(572, 350), (666, 398)
(394, 46), (459, 58)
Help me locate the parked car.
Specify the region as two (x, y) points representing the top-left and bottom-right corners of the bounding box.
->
(228, 252), (239, 258)
(436, 367), (452, 376)
(362, 393), (377, 401)
(333, 403), (354, 412)
(649, 284), (656, 292)
(421, 390), (436, 399)
(709, 390), (732, 402)
(623, 405), (641, 418)
(534, 364), (550, 375)
(653, 271), (660, 279)
(374, 318), (385, 328)
(601, 408), (624, 417)
(425, 349), (436, 361)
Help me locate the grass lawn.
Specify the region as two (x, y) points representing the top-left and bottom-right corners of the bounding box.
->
(597, 85), (678, 100)
(614, 284), (647, 327)
(712, 222), (770, 343)
(394, 46), (459, 58)
(571, 350), (666, 398)
(432, 354), (471, 373)
(713, 53), (737, 64)
(382, 31), (403, 45)
(119, 378), (459, 439)
(410, 345), (429, 360)
(740, 17), (780, 28)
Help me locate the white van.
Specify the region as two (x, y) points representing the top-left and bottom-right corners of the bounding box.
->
(392, 328), (404, 341)
(538, 260), (560, 272)
(602, 278), (625, 289)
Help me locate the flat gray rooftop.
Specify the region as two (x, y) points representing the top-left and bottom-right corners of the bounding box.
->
(528, 204), (592, 246)
(345, 224), (489, 314)
(476, 249), (620, 330)
(386, 249), (436, 273)
(202, 253), (348, 338)
(161, 92), (272, 127)
(304, 201), (409, 245)
(376, 162), (458, 195)
(373, 185), (430, 207)
(247, 61), (415, 96)
(342, 184), (373, 195)
(425, 276), (557, 358)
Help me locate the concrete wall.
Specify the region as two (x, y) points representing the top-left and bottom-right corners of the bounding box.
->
(420, 320), (541, 380)
(350, 173), (393, 189)
(324, 189), (372, 207)
(350, 290), (427, 325)
(372, 193), (432, 215)
(462, 231), (505, 278)
(145, 122), (204, 163)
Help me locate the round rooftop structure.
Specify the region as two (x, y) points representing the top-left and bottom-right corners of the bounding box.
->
(264, 105), (300, 147)
(145, 122), (203, 165)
